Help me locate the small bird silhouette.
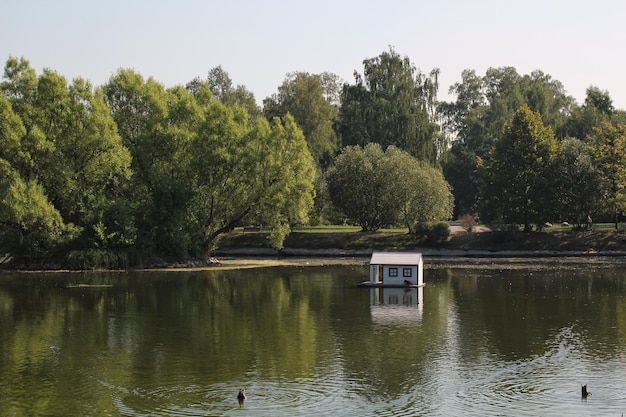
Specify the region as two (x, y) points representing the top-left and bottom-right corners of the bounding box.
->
(581, 384), (591, 398)
(237, 388), (246, 404)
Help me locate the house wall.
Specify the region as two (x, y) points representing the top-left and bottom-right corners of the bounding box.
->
(382, 265), (418, 285)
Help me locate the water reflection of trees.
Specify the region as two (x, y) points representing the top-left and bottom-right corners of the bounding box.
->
(2, 265), (626, 414)
(446, 267), (626, 360)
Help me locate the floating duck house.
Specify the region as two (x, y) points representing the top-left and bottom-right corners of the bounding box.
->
(364, 251), (424, 288)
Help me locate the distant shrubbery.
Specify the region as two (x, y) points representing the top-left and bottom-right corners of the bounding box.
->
(413, 221), (450, 245)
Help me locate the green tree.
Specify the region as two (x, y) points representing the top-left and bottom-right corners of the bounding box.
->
(550, 138), (603, 227)
(481, 106), (557, 230)
(338, 47), (440, 162)
(588, 121), (626, 229)
(104, 69), (199, 256)
(440, 67), (575, 219)
(0, 159), (77, 260)
(327, 143), (394, 231)
(263, 71), (340, 169)
(385, 147), (453, 232)
(326, 143), (452, 231)
(189, 109), (316, 250)
(563, 86), (616, 140)
(204, 66), (261, 118)
(1, 58), (132, 261)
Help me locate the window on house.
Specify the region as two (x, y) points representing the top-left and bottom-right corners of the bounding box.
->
(389, 267), (398, 277)
(403, 268), (412, 277)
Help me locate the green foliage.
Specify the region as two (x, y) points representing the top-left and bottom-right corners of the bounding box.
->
(338, 47), (440, 163)
(385, 146), (453, 232)
(413, 221), (450, 244)
(481, 106), (557, 230)
(203, 65), (261, 118)
(0, 159), (79, 259)
(0, 58), (317, 265)
(440, 67), (575, 218)
(264, 71), (340, 169)
(588, 121), (626, 229)
(327, 143), (452, 232)
(550, 138), (603, 227)
(0, 59), (131, 261)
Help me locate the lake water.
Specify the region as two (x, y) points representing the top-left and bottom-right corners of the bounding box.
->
(1, 258), (626, 416)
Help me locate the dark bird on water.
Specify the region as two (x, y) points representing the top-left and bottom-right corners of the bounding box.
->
(581, 384), (591, 398)
(237, 389), (246, 402)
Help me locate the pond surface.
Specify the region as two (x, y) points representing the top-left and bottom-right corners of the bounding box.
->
(1, 258), (626, 416)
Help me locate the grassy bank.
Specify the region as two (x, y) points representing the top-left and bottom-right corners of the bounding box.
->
(215, 226), (626, 253)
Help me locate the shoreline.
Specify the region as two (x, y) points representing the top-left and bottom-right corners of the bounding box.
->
(2, 253), (625, 273)
(213, 246), (626, 258)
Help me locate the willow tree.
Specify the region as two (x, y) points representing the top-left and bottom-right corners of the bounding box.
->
(1, 58), (131, 261)
(189, 108), (315, 249)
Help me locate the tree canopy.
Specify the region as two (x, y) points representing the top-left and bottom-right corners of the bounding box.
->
(481, 106), (557, 230)
(326, 143), (452, 231)
(0, 58), (316, 266)
(263, 71), (340, 169)
(338, 47), (441, 163)
(3, 48), (626, 267)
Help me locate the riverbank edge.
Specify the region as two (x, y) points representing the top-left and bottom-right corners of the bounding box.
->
(213, 247), (626, 258)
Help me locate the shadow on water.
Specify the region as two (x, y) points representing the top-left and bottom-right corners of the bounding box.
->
(0, 261), (626, 416)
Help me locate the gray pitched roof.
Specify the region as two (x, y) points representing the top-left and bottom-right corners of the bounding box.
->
(369, 251), (422, 265)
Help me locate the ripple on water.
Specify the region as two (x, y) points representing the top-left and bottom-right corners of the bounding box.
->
(424, 325), (626, 416)
(102, 375), (367, 416)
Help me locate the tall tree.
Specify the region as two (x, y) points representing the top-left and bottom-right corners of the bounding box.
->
(563, 86), (616, 140)
(189, 109), (315, 249)
(264, 71), (340, 169)
(104, 69), (200, 255)
(1, 58), (132, 260)
(204, 66), (260, 118)
(550, 138), (603, 227)
(441, 67), (575, 218)
(481, 106), (557, 230)
(588, 121), (626, 229)
(338, 47), (440, 162)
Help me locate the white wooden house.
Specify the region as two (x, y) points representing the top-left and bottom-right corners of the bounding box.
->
(368, 251), (424, 287)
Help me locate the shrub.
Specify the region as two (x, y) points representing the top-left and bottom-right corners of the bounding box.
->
(65, 249), (129, 270)
(459, 214), (476, 232)
(430, 222), (451, 244)
(413, 221), (450, 245)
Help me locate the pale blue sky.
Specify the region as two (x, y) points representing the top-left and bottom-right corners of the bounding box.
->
(2, 0), (626, 109)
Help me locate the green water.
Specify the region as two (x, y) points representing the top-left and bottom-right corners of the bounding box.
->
(1, 259), (626, 416)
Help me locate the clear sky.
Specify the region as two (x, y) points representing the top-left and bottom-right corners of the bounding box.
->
(2, 0), (626, 109)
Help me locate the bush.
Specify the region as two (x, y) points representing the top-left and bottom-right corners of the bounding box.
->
(459, 214), (476, 232)
(65, 249), (129, 270)
(430, 221), (451, 244)
(413, 221), (450, 245)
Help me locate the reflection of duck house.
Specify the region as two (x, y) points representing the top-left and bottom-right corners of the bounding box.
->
(359, 251), (424, 288)
(369, 287), (423, 324)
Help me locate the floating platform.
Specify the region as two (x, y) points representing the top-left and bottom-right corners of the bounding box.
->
(358, 282), (426, 289)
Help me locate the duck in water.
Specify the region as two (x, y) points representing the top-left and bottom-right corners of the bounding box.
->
(581, 384), (591, 398)
(237, 388), (246, 404)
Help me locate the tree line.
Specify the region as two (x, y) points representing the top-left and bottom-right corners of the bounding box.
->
(1, 47), (625, 267)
